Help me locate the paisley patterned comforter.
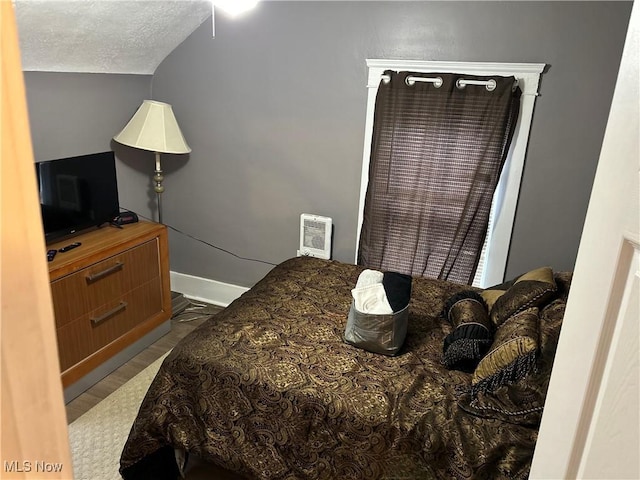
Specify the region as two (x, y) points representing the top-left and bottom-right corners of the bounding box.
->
(120, 256), (570, 479)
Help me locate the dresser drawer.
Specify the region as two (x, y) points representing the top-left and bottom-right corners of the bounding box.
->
(51, 239), (160, 328)
(56, 277), (163, 371)
(48, 221), (171, 389)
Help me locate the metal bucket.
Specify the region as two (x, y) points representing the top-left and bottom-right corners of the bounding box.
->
(344, 301), (409, 356)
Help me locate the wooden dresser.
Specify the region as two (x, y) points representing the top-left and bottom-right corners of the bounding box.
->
(47, 220), (171, 389)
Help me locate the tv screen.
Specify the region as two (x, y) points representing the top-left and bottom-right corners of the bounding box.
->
(36, 151), (120, 244)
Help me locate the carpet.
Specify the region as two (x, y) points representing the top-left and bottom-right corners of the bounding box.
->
(68, 351), (170, 480)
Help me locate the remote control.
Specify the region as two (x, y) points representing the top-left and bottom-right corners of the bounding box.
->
(47, 249), (57, 262)
(59, 242), (81, 253)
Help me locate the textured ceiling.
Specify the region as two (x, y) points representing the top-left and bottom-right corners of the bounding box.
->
(14, 0), (212, 75)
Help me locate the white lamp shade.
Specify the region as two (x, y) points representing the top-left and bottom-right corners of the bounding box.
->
(113, 100), (191, 154)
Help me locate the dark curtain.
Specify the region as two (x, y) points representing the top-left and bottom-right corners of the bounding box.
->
(357, 71), (521, 284)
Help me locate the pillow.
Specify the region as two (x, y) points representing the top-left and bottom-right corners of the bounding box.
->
(457, 374), (549, 426)
(459, 307), (551, 426)
(442, 291), (493, 372)
(471, 307), (540, 395)
(480, 266), (556, 327)
(457, 275), (566, 426)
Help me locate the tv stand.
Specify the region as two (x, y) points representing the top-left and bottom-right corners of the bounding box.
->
(47, 220), (171, 400)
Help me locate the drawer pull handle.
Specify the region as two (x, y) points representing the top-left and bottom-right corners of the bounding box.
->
(86, 262), (124, 283)
(91, 301), (127, 326)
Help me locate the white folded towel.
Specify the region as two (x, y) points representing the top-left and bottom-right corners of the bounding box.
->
(355, 269), (384, 289)
(351, 269), (393, 314)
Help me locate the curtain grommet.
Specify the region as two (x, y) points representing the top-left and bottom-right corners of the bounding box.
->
(405, 76), (443, 88)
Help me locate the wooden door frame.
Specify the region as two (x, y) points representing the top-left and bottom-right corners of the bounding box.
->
(530, 3), (639, 477)
(1, 2), (72, 478)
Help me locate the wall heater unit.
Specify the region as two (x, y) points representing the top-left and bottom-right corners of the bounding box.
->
(298, 214), (333, 259)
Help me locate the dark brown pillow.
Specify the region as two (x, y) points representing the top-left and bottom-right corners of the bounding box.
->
(459, 273), (569, 426)
(457, 307), (543, 425)
(457, 374), (549, 426)
(442, 291), (493, 373)
(471, 307), (540, 394)
(480, 266), (557, 327)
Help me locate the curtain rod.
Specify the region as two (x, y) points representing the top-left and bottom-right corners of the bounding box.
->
(367, 74), (538, 96)
(376, 74), (497, 90)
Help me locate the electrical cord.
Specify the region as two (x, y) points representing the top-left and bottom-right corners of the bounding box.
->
(121, 208), (278, 267)
(166, 223), (278, 266)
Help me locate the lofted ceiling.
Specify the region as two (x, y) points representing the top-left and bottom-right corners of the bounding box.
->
(13, 0), (213, 75)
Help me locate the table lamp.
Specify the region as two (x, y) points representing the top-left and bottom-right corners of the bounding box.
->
(113, 99), (191, 224)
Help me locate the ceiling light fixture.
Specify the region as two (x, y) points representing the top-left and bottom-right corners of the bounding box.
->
(214, 0), (259, 17)
(211, 0), (259, 37)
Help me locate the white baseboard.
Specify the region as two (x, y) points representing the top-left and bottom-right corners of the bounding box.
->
(170, 271), (249, 307)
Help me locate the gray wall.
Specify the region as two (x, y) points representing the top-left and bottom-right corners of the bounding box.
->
(151, 1), (631, 287)
(24, 72), (154, 215)
(23, 2), (632, 289)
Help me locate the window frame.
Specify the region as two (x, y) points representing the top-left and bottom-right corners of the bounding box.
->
(355, 59), (545, 287)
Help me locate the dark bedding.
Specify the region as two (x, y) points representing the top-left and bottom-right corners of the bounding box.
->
(120, 256), (570, 480)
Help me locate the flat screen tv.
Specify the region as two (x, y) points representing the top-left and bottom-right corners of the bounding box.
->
(36, 151), (120, 244)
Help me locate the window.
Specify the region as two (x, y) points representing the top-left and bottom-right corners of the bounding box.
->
(356, 60), (544, 287)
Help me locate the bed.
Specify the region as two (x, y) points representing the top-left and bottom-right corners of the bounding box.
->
(120, 256), (570, 480)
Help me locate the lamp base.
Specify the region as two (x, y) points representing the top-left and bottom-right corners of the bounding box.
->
(154, 152), (164, 224)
